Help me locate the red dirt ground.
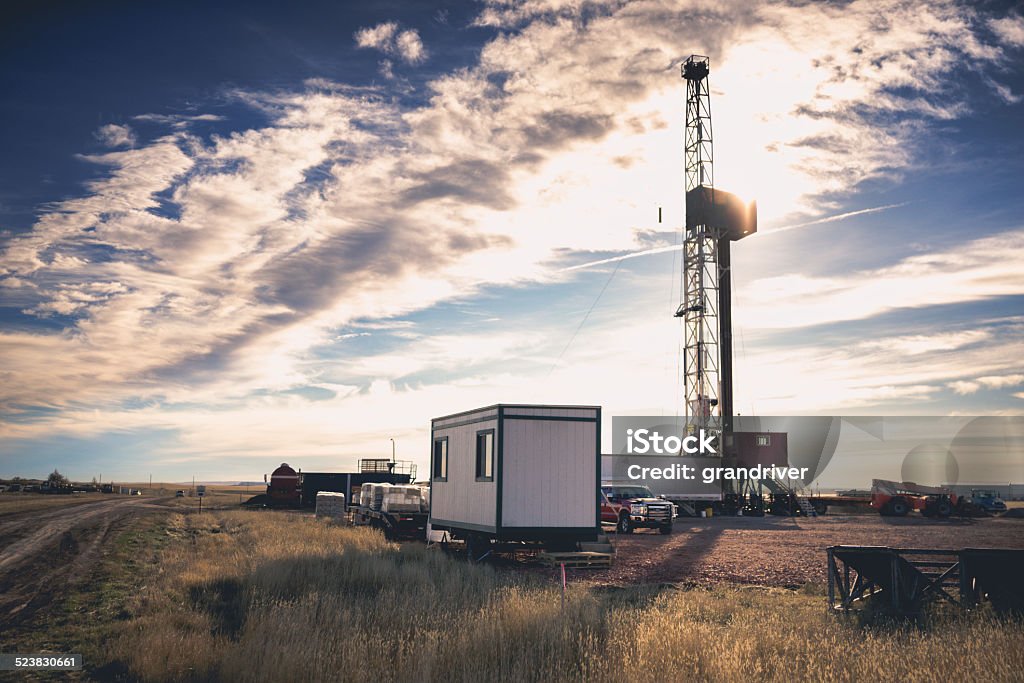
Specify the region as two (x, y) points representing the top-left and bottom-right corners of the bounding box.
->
(554, 514), (1024, 587)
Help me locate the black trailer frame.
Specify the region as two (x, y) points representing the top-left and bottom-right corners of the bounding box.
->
(827, 545), (1024, 615)
(351, 506), (427, 541)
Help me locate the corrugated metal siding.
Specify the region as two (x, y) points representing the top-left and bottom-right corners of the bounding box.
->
(501, 417), (597, 528)
(431, 417), (499, 529)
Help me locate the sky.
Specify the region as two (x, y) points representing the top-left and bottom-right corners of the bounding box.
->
(1, 0), (1023, 486)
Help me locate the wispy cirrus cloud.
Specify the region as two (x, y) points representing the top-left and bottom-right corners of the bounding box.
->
(2, 0), (1023, 468)
(737, 228), (1024, 330)
(132, 113), (227, 129)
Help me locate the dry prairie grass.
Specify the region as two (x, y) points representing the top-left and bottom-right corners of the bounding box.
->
(0, 492), (109, 515)
(109, 510), (1024, 683)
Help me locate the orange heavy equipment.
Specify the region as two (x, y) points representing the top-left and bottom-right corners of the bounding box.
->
(870, 478), (960, 518)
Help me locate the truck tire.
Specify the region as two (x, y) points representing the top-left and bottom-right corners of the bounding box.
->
(659, 522), (672, 535)
(889, 498), (910, 516)
(618, 513), (633, 534)
(935, 499), (953, 518)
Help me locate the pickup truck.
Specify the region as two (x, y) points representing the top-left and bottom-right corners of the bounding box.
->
(967, 489), (1007, 514)
(601, 484), (675, 534)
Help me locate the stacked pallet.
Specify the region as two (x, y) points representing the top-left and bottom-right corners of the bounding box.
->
(315, 491), (346, 520)
(382, 485), (422, 513)
(370, 483), (390, 510)
(359, 482), (390, 509)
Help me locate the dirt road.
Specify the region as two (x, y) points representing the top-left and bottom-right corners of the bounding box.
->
(0, 496), (170, 627)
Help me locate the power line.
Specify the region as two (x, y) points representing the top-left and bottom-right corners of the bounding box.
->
(548, 259), (623, 377)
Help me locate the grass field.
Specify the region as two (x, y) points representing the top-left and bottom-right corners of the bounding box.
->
(0, 488), (249, 516)
(0, 492), (110, 515)
(59, 509), (1021, 683)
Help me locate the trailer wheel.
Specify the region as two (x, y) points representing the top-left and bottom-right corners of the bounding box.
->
(813, 501), (828, 515)
(935, 499), (953, 518)
(889, 498), (910, 516)
(618, 513), (633, 534)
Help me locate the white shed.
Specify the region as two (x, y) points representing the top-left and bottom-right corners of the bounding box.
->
(428, 404), (600, 544)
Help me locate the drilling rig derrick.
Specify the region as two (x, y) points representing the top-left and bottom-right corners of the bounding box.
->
(676, 55), (756, 457)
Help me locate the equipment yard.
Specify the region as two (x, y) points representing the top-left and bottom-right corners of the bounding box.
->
(581, 514), (1024, 588)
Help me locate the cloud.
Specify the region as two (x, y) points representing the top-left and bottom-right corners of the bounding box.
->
(395, 30), (427, 64)
(949, 374), (1024, 395)
(859, 331), (990, 357)
(737, 229), (1024, 330)
(732, 322), (1024, 413)
(132, 113), (226, 129)
(989, 14), (1024, 47)
(472, 0), (613, 29)
(94, 123), (136, 148)
(355, 22), (398, 51)
(3, 0), (1024, 468)
(354, 22), (428, 66)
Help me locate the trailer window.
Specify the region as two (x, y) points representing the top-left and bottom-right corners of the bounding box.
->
(756, 434), (770, 447)
(475, 429), (494, 481)
(433, 438), (448, 481)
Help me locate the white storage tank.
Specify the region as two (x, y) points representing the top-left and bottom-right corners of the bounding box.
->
(428, 404), (600, 544)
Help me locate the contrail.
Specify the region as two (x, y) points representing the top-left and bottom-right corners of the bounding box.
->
(561, 202), (908, 272)
(561, 244), (681, 271)
(761, 202), (909, 236)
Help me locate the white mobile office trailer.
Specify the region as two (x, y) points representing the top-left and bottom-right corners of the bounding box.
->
(429, 404), (600, 547)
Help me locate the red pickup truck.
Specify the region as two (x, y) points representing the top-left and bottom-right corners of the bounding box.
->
(601, 484), (675, 534)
